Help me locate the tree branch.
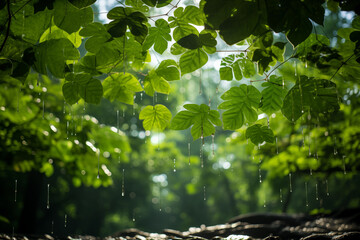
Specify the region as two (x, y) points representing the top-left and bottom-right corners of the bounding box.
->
(0, 0), (12, 55)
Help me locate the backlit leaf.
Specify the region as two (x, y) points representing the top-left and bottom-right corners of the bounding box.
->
(139, 104), (172, 131)
(246, 124), (275, 145)
(179, 49), (208, 75)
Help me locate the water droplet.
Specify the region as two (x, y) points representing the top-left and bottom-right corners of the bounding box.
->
(326, 179), (329, 196)
(308, 133), (311, 157)
(66, 121), (69, 139)
(63, 100), (66, 114)
(51, 220), (54, 235)
(315, 183), (319, 200)
(173, 158), (176, 172)
(267, 116), (270, 128)
(289, 173), (293, 193)
(140, 92), (143, 101)
(203, 186), (206, 201)
(122, 169), (125, 196)
(117, 110), (120, 134)
(263, 199), (266, 208)
(342, 155), (347, 175)
(333, 137), (338, 155)
(14, 180), (17, 203)
(188, 142), (191, 165)
(280, 189), (283, 203)
(47, 184), (50, 209)
(211, 134), (215, 157)
(258, 158), (262, 183)
(64, 214), (67, 228)
(309, 168), (312, 176)
(132, 211), (135, 222)
(282, 78), (285, 89)
(276, 137), (279, 154)
(97, 149), (100, 179)
(305, 182), (309, 207)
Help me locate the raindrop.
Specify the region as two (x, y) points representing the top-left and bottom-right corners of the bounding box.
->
(315, 183), (319, 200)
(276, 137), (279, 154)
(132, 105), (136, 116)
(97, 149), (100, 179)
(203, 185), (206, 201)
(188, 142), (191, 165)
(47, 184), (50, 209)
(282, 78), (285, 89)
(117, 110), (120, 134)
(280, 189), (283, 203)
(211, 134), (215, 157)
(342, 155), (347, 175)
(200, 135), (204, 168)
(267, 116), (270, 128)
(132, 211), (135, 222)
(166, 95), (169, 101)
(305, 61), (308, 68)
(51, 220), (54, 235)
(309, 168), (312, 176)
(140, 92), (143, 101)
(66, 121), (69, 139)
(308, 134), (311, 157)
(263, 198), (266, 208)
(122, 107), (125, 117)
(42, 97), (45, 119)
(289, 173), (293, 193)
(302, 128), (305, 148)
(159, 185), (162, 211)
(64, 214), (67, 228)
(14, 180), (17, 203)
(305, 182), (309, 207)
(63, 100), (66, 114)
(173, 158), (176, 172)
(258, 158), (262, 183)
(333, 137), (338, 155)
(122, 169), (125, 196)
(326, 179), (329, 196)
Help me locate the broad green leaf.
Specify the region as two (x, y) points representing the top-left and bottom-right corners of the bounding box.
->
(219, 54), (255, 81)
(139, 104), (172, 131)
(295, 34), (330, 57)
(141, 0), (172, 8)
(54, 0), (93, 34)
(170, 104), (221, 140)
(156, 60), (180, 81)
(218, 84), (261, 130)
(172, 21), (199, 41)
(10, 7), (52, 44)
(143, 19), (171, 54)
(260, 76), (287, 115)
(103, 73), (143, 105)
(281, 76), (340, 122)
(170, 43), (187, 55)
(177, 34), (202, 49)
(144, 70), (170, 96)
(107, 7), (148, 44)
(246, 124), (275, 145)
(33, 38), (80, 78)
(180, 49), (208, 75)
(80, 22), (112, 53)
(40, 25), (82, 48)
(173, 6), (204, 26)
(125, 0), (149, 12)
(62, 73), (103, 105)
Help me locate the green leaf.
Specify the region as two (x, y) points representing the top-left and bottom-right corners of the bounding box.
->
(141, 0), (172, 8)
(219, 54), (255, 81)
(281, 76), (340, 122)
(103, 73), (143, 105)
(10, 7), (52, 45)
(107, 7), (148, 44)
(219, 67), (233, 81)
(246, 124), (275, 145)
(179, 49), (208, 75)
(143, 19), (171, 54)
(54, 0), (93, 34)
(139, 104), (172, 131)
(260, 75), (287, 115)
(177, 34), (202, 49)
(33, 38), (80, 78)
(62, 73), (103, 105)
(170, 104), (221, 140)
(125, 0), (149, 12)
(40, 25), (82, 48)
(173, 6), (204, 26)
(156, 59), (180, 81)
(144, 70), (170, 96)
(172, 21), (199, 41)
(218, 84), (261, 130)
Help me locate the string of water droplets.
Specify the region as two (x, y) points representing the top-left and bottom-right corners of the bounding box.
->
(305, 182), (309, 207)
(122, 169), (125, 196)
(97, 149), (100, 179)
(47, 184), (50, 209)
(14, 179), (17, 202)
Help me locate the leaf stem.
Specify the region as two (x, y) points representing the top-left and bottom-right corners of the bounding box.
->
(0, 0), (12, 55)
(148, 0), (181, 19)
(329, 53), (356, 81)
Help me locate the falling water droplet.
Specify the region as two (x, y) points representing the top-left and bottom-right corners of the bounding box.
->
(309, 168), (312, 176)
(326, 179), (329, 196)
(63, 100), (66, 114)
(132, 211), (136, 222)
(203, 185), (206, 201)
(42, 98), (45, 119)
(66, 121), (69, 139)
(305, 182), (309, 207)
(280, 189), (283, 203)
(117, 110), (120, 134)
(166, 95), (169, 101)
(289, 173), (293, 193)
(302, 128), (305, 148)
(64, 214), (67, 228)
(258, 158), (262, 183)
(140, 92), (143, 101)
(14, 180), (17, 203)
(342, 155), (347, 175)
(282, 78), (285, 89)
(51, 220), (54, 235)
(159, 185), (162, 212)
(267, 116), (270, 128)
(308, 134), (311, 157)
(211, 134), (215, 157)
(315, 183), (319, 200)
(122, 107), (125, 118)
(263, 198), (266, 208)
(47, 184), (50, 209)
(122, 169), (125, 196)
(305, 61), (308, 68)
(132, 105), (136, 116)
(276, 137), (279, 154)
(173, 158), (176, 172)
(97, 149), (100, 179)
(333, 137), (338, 155)
(188, 142), (191, 165)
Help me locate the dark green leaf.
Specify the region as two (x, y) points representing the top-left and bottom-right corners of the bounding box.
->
(246, 124), (275, 145)
(260, 76), (287, 115)
(69, 0), (96, 8)
(141, 0), (172, 8)
(281, 76), (340, 122)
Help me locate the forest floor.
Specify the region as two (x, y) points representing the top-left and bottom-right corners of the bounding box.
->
(1, 209), (360, 240)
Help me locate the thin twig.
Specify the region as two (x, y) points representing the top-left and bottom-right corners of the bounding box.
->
(148, 0), (181, 18)
(216, 50), (247, 53)
(329, 53), (356, 81)
(266, 53), (294, 77)
(0, 0), (11, 55)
